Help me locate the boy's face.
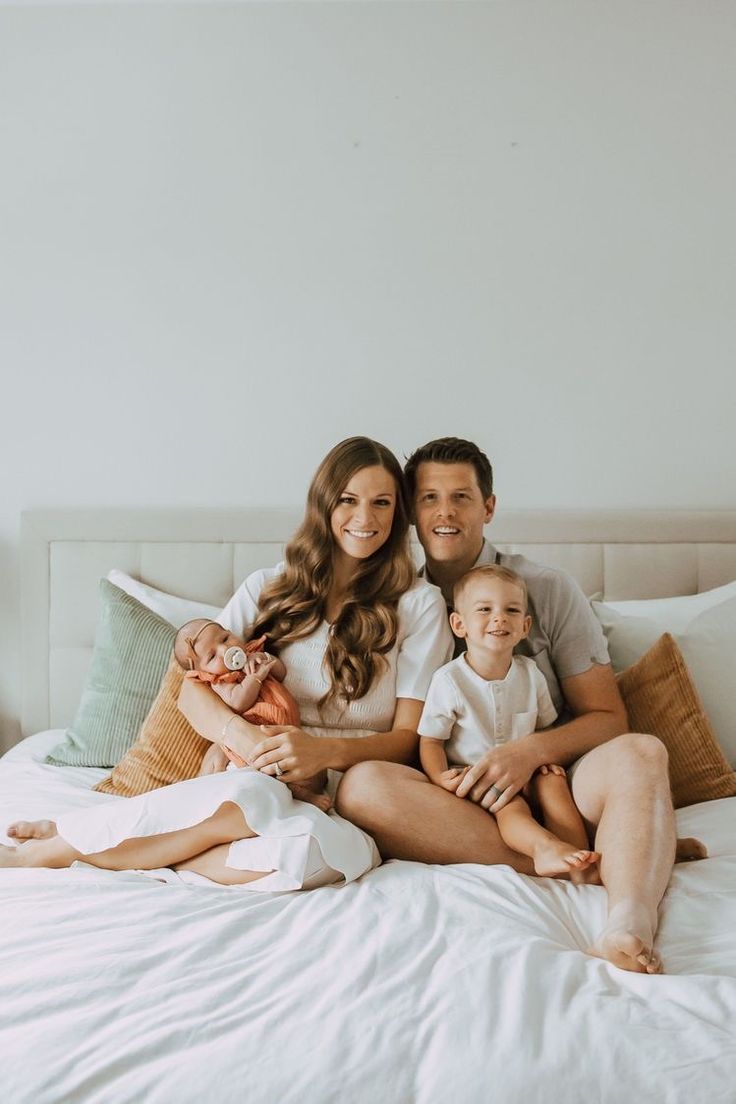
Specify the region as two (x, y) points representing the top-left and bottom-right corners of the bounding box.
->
(413, 462), (495, 570)
(191, 623), (245, 676)
(450, 577), (531, 656)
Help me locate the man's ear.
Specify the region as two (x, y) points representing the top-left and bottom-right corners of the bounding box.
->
(484, 494), (497, 525)
(449, 611), (466, 637)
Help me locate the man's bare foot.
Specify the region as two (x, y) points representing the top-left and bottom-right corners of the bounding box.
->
(6, 819), (57, 842)
(288, 785), (333, 813)
(675, 836), (707, 862)
(588, 902), (662, 973)
(532, 840), (600, 880)
(589, 930), (662, 974)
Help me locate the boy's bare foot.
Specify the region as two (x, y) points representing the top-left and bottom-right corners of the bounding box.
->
(588, 902), (662, 973)
(675, 837), (708, 862)
(7, 819), (57, 842)
(288, 784), (333, 813)
(532, 840), (600, 880)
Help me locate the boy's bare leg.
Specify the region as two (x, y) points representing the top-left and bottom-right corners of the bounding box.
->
(531, 766), (602, 884)
(0, 802), (256, 877)
(495, 795), (599, 882)
(532, 766), (591, 851)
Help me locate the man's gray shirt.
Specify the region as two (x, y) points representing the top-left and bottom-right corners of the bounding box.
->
(420, 539), (610, 718)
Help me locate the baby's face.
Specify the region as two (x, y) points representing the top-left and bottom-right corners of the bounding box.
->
(451, 577), (531, 656)
(191, 623), (246, 677)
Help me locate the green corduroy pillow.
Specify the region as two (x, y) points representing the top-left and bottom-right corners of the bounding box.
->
(45, 579), (177, 768)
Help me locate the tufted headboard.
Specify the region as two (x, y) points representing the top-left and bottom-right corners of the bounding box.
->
(21, 509), (736, 737)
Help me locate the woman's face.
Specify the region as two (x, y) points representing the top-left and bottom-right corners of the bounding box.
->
(330, 465), (397, 564)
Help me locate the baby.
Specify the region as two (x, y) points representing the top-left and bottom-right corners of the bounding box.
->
(418, 565), (599, 882)
(174, 619), (331, 812)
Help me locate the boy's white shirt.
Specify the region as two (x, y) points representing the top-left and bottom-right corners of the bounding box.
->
(418, 654), (558, 768)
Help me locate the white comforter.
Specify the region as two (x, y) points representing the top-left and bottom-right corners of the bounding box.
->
(1, 732), (735, 1104)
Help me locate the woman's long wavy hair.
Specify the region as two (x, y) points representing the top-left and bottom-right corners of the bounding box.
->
(251, 437), (416, 708)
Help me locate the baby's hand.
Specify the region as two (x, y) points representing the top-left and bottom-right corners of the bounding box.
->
(198, 744), (230, 776)
(438, 766), (470, 794)
(243, 652), (276, 677)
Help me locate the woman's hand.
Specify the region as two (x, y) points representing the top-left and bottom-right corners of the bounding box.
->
(455, 740), (541, 813)
(246, 726), (334, 783)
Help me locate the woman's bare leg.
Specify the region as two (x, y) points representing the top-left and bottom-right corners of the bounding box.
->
(0, 803), (254, 872)
(174, 842), (271, 884)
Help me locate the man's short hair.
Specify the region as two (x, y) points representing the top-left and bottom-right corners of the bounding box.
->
(453, 564), (528, 612)
(404, 437), (494, 500)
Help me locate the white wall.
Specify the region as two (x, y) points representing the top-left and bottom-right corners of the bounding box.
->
(1, 1), (735, 748)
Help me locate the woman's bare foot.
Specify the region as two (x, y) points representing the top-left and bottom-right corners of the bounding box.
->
(0, 843), (23, 868)
(532, 840), (600, 880)
(6, 820), (58, 842)
(588, 901), (662, 973)
(675, 836), (707, 862)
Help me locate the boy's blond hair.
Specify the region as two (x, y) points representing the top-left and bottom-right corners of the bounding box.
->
(452, 564), (528, 612)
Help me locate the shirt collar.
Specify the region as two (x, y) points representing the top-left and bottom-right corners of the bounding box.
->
(418, 537), (498, 588)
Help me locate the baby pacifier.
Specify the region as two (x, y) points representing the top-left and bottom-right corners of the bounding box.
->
(224, 646), (247, 671)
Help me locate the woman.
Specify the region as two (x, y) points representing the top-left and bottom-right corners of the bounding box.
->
(3, 438), (452, 890)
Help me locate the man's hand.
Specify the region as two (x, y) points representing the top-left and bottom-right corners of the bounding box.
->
(455, 739), (541, 812)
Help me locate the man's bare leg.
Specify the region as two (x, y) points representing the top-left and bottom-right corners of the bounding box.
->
(336, 762), (535, 872)
(571, 734), (676, 974)
(0, 803), (256, 877)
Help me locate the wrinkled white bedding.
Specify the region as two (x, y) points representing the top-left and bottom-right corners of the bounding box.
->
(1, 732), (735, 1104)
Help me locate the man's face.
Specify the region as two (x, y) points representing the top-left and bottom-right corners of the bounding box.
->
(413, 462), (495, 569)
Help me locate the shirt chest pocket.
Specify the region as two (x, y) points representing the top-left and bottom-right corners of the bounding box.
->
(511, 710), (538, 740)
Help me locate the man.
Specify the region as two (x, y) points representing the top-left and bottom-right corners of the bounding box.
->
(336, 437), (679, 974)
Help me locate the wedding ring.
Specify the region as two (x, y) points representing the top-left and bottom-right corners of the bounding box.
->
(489, 785), (503, 800)
(274, 762), (284, 778)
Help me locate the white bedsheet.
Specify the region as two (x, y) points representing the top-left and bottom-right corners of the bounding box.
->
(1, 732), (735, 1104)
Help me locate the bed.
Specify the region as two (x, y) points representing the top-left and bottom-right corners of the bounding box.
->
(2, 509), (736, 1104)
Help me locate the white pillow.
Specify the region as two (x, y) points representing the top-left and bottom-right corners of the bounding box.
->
(106, 570), (222, 628)
(593, 585), (736, 766)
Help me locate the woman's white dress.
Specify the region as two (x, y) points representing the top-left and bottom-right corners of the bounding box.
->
(56, 569), (452, 892)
